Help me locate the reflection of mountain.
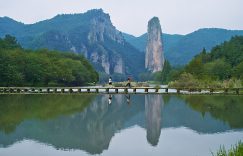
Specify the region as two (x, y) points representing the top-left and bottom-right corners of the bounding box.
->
(0, 94), (94, 133)
(145, 95), (163, 146)
(0, 95), (242, 154)
(182, 95), (243, 129)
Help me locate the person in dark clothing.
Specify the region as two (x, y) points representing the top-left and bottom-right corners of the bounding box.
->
(108, 77), (112, 86)
(126, 77), (131, 88)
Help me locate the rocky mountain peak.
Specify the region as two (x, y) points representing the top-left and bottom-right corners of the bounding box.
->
(145, 17), (165, 72)
(87, 9), (124, 44)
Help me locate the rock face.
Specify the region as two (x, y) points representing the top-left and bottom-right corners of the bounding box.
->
(87, 10), (124, 44)
(145, 17), (165, 72)
(0, 9), (145, 78)
(83, 9), (125, 74)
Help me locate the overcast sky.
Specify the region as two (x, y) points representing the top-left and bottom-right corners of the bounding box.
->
(0, 0), (243, 36)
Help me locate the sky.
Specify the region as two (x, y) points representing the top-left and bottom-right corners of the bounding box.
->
(0, 0), (243, 36)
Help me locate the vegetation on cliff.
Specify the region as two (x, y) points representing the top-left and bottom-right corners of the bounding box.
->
(0, 35), (98, 86)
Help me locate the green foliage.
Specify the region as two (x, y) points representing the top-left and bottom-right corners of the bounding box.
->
(152, 60), (172, 83)
(0, 10), (145, 79)
(183, 95), (243, 128)
(174, 36), (243, 86)
(0, 94), (94, 133)
(138, 72), (153, 82)
(168, 72), (200, 88)
(0, 35), (98, 86)
(212, 141), (243, 156)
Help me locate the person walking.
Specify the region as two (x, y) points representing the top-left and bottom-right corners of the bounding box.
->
(126, 77), (131, 88)
(108, 77), (112, 86)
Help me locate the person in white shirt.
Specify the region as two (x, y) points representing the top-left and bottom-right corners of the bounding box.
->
(109, 77), (112, 86)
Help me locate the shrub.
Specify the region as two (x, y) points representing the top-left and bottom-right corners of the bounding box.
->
(212, 141), (243, 156)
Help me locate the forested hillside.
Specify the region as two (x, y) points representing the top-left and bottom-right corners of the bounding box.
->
(169, 36), (243, 88)
(0, 35), (98, 86)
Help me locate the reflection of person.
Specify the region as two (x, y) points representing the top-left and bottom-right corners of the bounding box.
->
(126, 77), (131, 88)
(109, 77), (112, 86)
(108, 94), (112, 105)
(125, 94), (131, 105)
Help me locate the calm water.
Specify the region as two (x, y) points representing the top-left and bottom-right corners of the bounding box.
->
(0, 94), (243, 156)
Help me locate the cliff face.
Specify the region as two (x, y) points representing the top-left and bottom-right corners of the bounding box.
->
(0, 9), (145, 78)
(0, 9), (126, 75)
(145, 17), (165, 72)
(76, 9), (125, 74)
(87, 10), (124, 44)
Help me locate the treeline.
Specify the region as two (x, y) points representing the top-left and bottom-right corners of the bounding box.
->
(169, 36), (243, 88)
(138, 60), (183, 84)
(0, 35), (98, 86)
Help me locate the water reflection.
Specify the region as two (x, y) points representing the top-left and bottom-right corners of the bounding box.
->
(0, 94), (243, 155)
(125, 94), (131, 105)
(108, 94), (112, 105)
(145, 95), (163, 146)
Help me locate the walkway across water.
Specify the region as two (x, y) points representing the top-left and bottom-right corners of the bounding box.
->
(0, 87), (242, 95)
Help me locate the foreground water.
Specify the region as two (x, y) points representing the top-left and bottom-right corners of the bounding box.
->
(0, 94), (243, 156)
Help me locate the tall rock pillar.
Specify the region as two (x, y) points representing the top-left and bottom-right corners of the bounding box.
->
(145, 17), (165, 72)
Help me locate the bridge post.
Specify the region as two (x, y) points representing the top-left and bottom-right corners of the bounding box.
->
(125, 88), (128, 93)
(115, 88), (118, 93)
(165, 88), (168, 93)
(145, 88), (148, 93)
(177, 89), (180, 94)
(87, 88), (90, 93)
(9, 88), (14, 93)
(23, 88), (28, 93)
(236, 88), (239, 95)
(224, 88), (228, 94)
(210, 89), (214, 94)
(133, 88), (136, 93)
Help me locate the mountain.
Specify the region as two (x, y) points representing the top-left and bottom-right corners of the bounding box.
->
(0, 9), (144, 80)
(2, 10), (243, 72)
(184, 36), (243, 80)
(123, 28), (243, 66)
(145, 17), (164, 72)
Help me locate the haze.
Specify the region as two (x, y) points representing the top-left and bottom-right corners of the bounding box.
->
(0, 0), (243, 36)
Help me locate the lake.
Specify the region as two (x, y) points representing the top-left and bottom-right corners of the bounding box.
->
(0, 94), (243, 156)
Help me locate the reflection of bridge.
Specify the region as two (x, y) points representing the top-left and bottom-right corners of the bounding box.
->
(0, 87), (242, 94)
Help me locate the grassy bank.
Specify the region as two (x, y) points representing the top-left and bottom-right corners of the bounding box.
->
(213, 141), (243, 156)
